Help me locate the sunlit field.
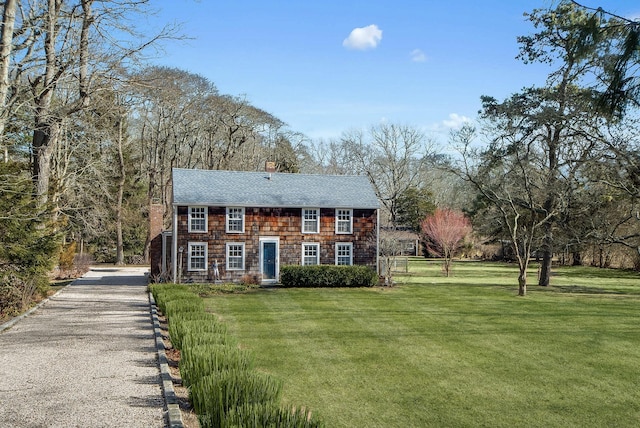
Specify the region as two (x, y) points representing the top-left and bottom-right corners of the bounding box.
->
(202, 260), (640, 427)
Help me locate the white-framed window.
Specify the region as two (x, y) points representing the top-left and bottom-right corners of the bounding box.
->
(226, 243), (245, 271)
(302, 208), (320, 233)
(188, 242), (207, 271)
(336, 243), (353, 266)
(188, 206), (207, 233)
(226, 207), (245, 233)
(335, 209), (353, 234)
(302, 243), (320, 266)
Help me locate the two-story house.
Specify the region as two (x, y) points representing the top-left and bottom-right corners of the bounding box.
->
(151, 168), (380, 284)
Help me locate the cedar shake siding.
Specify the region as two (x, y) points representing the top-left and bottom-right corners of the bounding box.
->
(175, 206), (378, 283)
(164, 168), (380, 284)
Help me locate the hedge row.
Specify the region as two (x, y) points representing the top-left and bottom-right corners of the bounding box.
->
(150, 284), (194, 314)
(280, 265), (378, 288)
(150, 283), (324, 427)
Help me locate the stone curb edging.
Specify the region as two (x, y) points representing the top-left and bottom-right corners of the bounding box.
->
(0, 283), (72, 334)
(149, 292), (185, 428)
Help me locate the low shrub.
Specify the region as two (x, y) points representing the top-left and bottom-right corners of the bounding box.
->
(182, 331), (235, 350)
(240, 274), (261, 285)
(191, 368), (282, 428)
(164, 298), (204, 322)
(54, 244), (93, 280)
(180, 343), (254, 387)
(0, 272), (40, 320)
(150, 284), (195, 314)
(169, 311), (218, 324)
(169, 317), (228, 351)
(73, 254), (93, 276)
(280, 265), (377, 288)
(224, 403), (325, 428)
(58, 241), (76, 272)
(0, 275), (25, 319)
(188, 282), (259, 296)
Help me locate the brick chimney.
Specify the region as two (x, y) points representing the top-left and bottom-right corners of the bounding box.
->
(265, 161), (276, 173)
(149, 204), (164, 239)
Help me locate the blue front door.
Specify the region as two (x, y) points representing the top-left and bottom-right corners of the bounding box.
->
(261, 240), (278, 282)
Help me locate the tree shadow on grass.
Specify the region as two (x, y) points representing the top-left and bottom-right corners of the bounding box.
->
(553, 266), (640, 280)
(536, 285), (640, 296)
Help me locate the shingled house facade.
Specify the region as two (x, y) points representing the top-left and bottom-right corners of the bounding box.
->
(151, 168), (380, 284)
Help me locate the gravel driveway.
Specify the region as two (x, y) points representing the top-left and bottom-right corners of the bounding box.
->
(0, 267), (165, 428)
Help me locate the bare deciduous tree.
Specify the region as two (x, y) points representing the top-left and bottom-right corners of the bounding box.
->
(378, 229), (406, 286)
(450, 124), (553, 296)
(341, 123), (434, 226)
(0, 0), (176, 213)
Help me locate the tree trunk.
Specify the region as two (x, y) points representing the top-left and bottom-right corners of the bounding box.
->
(115, 198), (124, 264)
(0, 0), (16, 162)
(518, 269), (527, 296)
(443, 247), (452, 277)
(143, 236), (151, 264)
(443, 258), (451, 277)
(538, 223), (553, 286)
(572, 251), (582, 266)
(32, 124), (59, 209)
(115, 118), (126, 266)
(31, 0), (60, 209)
(539, 249), (552, 286)
(31, 0), (92, 212)
(599, 246), (604, 268)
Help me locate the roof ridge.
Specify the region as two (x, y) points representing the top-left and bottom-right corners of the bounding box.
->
(171, 167), (365, 179)
(172, 168), (379, 209)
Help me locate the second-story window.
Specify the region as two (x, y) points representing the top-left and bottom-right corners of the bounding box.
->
(336, 209), (353, 234)
(188, 206), (207, 232)
(226, 207), (245, 233)
(302, 208), (320, 233)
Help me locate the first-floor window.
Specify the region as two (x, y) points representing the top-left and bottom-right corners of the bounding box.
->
(226, 243), (245, 270)
(188, 242), (207, 271)
(336, 243), (353, 266)
(302, 243), (320, 266)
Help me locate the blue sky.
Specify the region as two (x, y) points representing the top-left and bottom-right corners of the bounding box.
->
(150, 0), (639, 143)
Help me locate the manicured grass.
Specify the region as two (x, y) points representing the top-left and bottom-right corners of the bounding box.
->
(202, 260), (640, 427)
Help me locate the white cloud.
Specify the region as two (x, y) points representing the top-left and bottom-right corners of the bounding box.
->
(442, 113), (471, 129)
(410, 49), (427, 63)
(343, 24), (382, 50)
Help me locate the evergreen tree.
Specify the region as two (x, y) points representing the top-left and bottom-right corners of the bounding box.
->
(0, 162), (58, 317)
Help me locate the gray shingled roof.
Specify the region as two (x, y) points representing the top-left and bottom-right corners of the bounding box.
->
(172, 168), (380, 209)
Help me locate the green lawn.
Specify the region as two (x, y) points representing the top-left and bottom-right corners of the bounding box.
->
(202, 260), (640, 427)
